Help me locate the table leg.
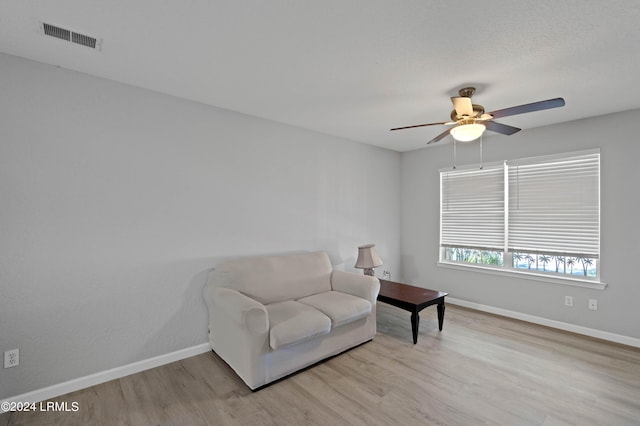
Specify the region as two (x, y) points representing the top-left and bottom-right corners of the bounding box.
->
(437, 300), (445, 331)
(411, 310), (419, 344)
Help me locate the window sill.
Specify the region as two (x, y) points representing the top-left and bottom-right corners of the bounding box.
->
(437, 261), (607, 290)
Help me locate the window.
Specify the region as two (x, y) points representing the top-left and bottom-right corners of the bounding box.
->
(439, 149), (601, 285)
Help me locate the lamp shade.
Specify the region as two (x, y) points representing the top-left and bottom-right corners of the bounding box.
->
(355, 244), (383, 269)
(450, 123), (486, 142)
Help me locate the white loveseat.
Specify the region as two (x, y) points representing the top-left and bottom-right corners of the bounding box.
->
(203, 251), (380, 390)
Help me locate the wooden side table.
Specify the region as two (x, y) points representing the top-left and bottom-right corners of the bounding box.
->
(377, 279), (448, 344)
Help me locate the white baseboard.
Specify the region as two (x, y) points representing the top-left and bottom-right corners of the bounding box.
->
(447, 297), (640, 349)
(1, 343), (211, 412)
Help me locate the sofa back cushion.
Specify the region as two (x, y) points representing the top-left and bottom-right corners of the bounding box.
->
(210, 251), (333, 304)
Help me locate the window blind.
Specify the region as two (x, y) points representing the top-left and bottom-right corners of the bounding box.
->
(507, 151), (600, 258)
(440, 165), (505, 251)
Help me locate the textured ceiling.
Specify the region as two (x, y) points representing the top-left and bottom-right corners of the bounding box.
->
(1, 1), (639, 152)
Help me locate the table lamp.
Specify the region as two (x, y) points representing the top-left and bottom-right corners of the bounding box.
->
(355, 244), (383, 276)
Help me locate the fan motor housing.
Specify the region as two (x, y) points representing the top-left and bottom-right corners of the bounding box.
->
(451, 104), (485, 121)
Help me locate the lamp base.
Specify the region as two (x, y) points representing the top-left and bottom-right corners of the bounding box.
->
(363, 268), (375, 276)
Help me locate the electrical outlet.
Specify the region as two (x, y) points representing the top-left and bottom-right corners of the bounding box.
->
(588, 299), (598, 311)
(564, 296), (573, 307)
(383, 270), (391, 279)
(4, 349), (19, 368)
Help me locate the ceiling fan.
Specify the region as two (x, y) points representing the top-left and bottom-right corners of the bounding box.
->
(391, 87), (565, 144)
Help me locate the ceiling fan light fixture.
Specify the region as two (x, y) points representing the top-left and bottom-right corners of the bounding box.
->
(450, 123), (486, 142)
(391, 86), (565, 146)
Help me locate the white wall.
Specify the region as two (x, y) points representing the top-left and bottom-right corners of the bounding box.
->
(0, 53), (401, 399)
(400, 109), (640, 340)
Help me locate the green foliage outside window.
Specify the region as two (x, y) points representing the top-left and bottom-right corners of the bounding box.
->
(444, 248), (597, 278)
(512, 252), (597, 277)
(444, 247), (503, 266)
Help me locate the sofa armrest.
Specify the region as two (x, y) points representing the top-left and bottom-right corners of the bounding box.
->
(208, 287), (269, 335)
(331, 270), (380, 304)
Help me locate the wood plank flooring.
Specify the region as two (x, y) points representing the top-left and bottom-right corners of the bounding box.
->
(3, 303), (640, 425)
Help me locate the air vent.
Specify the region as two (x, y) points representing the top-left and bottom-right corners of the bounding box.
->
(43, 23), (70, 41)
(71, 32), (97, 49)
(41, 22), (101, 50)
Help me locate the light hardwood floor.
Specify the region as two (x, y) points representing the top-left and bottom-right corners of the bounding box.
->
(3, 303), (640, 425)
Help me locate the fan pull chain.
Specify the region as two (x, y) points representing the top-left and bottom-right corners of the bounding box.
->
(479, 134), (483, 170)
(453, 138), (457, 169)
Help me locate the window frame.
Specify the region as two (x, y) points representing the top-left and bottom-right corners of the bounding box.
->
(437, 149), (605, 290)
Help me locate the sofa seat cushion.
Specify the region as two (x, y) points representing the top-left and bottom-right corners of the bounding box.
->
(298, 291), (372, 329)
(266, 300), (331, 350)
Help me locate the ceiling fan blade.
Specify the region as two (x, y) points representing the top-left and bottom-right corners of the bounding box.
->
(488, 98), (565, 119)
(390, 121), (449, 131)
(451, 97), (474, 117)
(484, 120), (521, 136)
(427, 128), (452, 144)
